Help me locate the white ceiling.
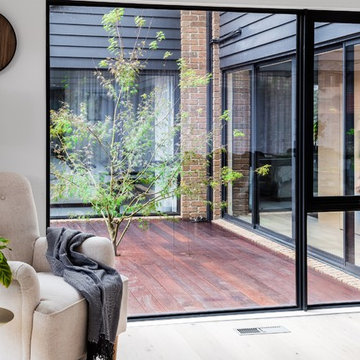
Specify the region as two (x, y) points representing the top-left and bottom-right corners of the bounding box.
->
(79, 0), (360, 12)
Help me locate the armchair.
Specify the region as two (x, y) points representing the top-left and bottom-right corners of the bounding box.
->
(0, 172), (128, 360)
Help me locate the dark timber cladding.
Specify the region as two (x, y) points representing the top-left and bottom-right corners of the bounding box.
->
(49, 6), (181, 70)
(219, 13), (360, 69)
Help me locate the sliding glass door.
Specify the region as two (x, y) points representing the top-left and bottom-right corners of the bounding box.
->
(226, 59), (296, 241)
(306, 15), (360, 305)
(256, 60), (295, 238)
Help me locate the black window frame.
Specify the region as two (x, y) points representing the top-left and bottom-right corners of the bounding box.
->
(46, 1), (360, 320)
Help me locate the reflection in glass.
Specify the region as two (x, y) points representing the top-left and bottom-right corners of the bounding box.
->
(226, 69), (252, 224)
(308, 212), (344, 259)
(308, 211), (360, 305)
(313, 43), (360, 198)
(256, 61), (294, 238)
(313, 48), (344, 196)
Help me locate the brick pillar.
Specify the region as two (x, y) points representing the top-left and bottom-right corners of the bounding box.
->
(180, 10), (208, 220)
(211, 12), (223, 219)
(231, 71), (251, 217)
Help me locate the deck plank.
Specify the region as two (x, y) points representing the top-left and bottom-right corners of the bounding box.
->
(50, 219), (360, 315)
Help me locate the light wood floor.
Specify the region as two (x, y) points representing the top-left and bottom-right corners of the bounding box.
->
(117, 309), (360, 360)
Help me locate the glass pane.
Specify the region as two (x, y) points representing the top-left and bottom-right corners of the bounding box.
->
(313, 48), (344, 196)
(307, 212), (344, 258)
(226, 69), (252, 224)
(308, 211), (360, 305)
(50, 70), (179, 216)
(50, 6), (297, 316)
(256, 61), (294, 239)
(313, 22), (360, 197)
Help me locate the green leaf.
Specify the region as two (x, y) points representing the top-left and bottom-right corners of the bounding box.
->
(233, 129), (245, 137)
(149, 40), (158, 50)
(220, 109), (231, 122)
(255, 164), (271, 176)
(0, 237), (9, 244)
(0, 253), (12, 288)
(163, 51), (172, 60)
(134, 16), (146, 27)
(156, 31), (165, 42)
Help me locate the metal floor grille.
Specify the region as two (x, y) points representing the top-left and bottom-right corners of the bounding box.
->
(236, 326), (290, 336)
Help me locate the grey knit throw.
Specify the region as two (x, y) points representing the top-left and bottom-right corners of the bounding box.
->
(46, 227), (123, 360)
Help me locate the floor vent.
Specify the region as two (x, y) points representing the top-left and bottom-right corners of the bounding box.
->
(236, 326), (290, 336)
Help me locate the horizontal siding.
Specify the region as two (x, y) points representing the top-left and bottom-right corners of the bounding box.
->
(51, 6), (178, 18)
(220, 12), (360, 69)
(50, 25), (180, 39)
(221, 37), (296, 69)
(220, 13), (297, 68)
(50, 12), (180, 28)
(50, 5), (180, 70)
(50, 58), (173, 70)
(315, 22), (360, 45)
(219, 12), (245, 27)
(221, 22), (296, 58)
(220, 13), (273, 38)
(51, 46), (180, 60)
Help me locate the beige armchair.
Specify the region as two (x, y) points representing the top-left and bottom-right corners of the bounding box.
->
(0, 172), (128, 360)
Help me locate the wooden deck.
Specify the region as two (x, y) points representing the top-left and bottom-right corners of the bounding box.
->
(50, 219), (360, 316)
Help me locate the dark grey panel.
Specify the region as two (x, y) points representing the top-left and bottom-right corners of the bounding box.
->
(50, 5), (180, 70)
(220, 12), (360, 69)
(50, 57), (179, 70)
(227, 14), (295, 40)
(315, 22), (360, 45)
(50, 12), (180, 28)
(219, 12), (245, 26)
(50, 26), (180, 40)
(51, 46), (181, 60)
(221, 21), (296, 59)
(50, 24), (180, 39)
(50, 5), (180, 18)
(220, 13), (272, 37)
(220, 36), (296, 68)
(50, 34), (180, 48)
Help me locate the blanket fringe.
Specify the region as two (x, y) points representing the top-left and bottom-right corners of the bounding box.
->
(87, 335), (114, 360)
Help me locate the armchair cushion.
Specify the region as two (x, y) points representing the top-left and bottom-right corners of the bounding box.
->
(36, 272), (85, 314)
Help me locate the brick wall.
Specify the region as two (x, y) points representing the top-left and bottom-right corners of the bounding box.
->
(179, 11), (250, 220)
(180, 10), (208, 220)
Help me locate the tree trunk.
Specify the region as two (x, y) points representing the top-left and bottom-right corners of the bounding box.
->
(105, 219), (120, 256)
(113, 240), (120, 257)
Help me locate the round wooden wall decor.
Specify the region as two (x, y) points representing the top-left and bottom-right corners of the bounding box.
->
(0, 14), (17, 71)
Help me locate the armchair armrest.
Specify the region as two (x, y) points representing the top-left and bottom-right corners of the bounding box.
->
(32, 236), (51, 272)
(77, 236), (115, 268)
(0, 261), (40, 360)
(33, 235), (115, 270)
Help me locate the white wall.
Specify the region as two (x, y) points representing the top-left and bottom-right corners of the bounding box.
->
(0, 0), (46, 234)
(1, 0), (360, 235)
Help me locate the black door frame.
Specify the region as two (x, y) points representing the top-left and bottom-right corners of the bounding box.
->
(304, 10), (360, 309)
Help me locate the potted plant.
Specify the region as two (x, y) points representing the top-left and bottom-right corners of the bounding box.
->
(0, 237), (12, 288)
